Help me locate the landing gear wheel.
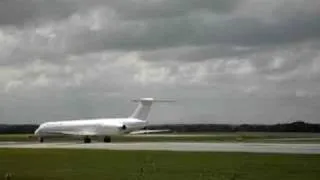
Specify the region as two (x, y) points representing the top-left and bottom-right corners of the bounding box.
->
(84, 136), (91, 143)
(103, 136), (111, 143)
(39, 137), (44, 143)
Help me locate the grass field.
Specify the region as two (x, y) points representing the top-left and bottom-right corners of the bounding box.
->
(0, 149), (320, 180)
(1, 132), (320, 143)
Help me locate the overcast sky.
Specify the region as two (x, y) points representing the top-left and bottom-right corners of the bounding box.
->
(1, 0), (320, 124)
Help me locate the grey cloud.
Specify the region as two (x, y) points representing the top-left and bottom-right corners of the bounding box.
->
(0, 0), (77, 26)
(3, 0), (320, 54)
(0, 47), (66, 67)
(0, 0), (240, 27)
(103, 0), (241, 20)
(1, 0), (320, 124)
(248, 42), (320, 75)
(66, 6), (320, 55)
(228, 13), (320, 46)
(140, 45), (262, 62)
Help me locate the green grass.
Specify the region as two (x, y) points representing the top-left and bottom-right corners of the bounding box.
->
(1, 132), (320, 143)
(0, 149), (320, 180)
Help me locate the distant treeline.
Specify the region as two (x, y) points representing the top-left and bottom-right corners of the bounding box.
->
(0, 124), (38, 134)
(0, 121), (320, 134)
(148, 121), (320, 133)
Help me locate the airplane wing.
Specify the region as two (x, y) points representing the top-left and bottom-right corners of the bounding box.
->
(129, 129), (172, 135)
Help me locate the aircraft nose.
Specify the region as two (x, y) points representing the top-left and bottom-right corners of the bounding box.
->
(34, 127), (41, 135)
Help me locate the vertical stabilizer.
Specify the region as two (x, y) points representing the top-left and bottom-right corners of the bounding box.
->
(129, 98), (175, 120)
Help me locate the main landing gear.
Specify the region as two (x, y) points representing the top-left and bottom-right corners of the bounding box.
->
(82, 136), (112, 143)
(84, 136), (91, 143)
(39, 137), (44, 143)
(103, 136), (111, 143)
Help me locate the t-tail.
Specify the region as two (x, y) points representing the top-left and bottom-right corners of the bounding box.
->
(129, 98), (175, 121)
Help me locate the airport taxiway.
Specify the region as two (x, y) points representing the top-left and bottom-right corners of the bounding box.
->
(1, 142), (320, 154)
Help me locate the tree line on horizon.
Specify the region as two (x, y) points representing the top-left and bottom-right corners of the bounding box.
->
(0, 121), (319, 134)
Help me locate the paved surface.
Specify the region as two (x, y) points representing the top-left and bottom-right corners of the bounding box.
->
(128, 134), (238, 137)
(265, 137), (320, 141)
(1, 142), (320, 154)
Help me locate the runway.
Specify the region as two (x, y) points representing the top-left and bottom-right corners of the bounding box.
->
(1, 142), (320, 154)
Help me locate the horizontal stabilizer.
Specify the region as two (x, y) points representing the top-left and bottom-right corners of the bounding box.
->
(131, 98), (176, 103)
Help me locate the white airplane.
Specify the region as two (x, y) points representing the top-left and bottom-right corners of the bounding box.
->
(34, 98), (174, 143)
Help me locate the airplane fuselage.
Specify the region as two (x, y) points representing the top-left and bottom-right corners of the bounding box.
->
(34, 118), (147, 137)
